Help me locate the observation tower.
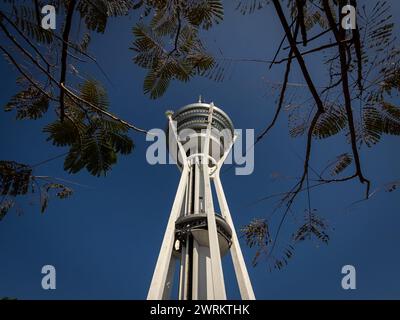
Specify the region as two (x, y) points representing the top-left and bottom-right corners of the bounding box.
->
(147, 100), (255, 300)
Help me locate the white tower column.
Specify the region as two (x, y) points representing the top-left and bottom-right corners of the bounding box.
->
(202, 104), (226, 299)
(213, 174), (255, 300)
(147, 164), (189, 300)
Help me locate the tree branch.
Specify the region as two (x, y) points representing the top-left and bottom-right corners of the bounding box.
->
(59, 0), (76, 122)
(256, 21), (300, 143)
(350, 0), (363, 91)
(267, 109), (322, 260)
(275, 39), (351, 64)
(33, 0), (41, 27)
(269, 18), (296, 69)
(272, 0), (325, 113)
(0, 44), (54, 100)
(322, 0), (370, 198)
(61, 83), (149, 134)
(296, 0), (307, 46)
(168, 6), (181, 57)
(0, 11), (52, 69)
(283, 27), (334, 49)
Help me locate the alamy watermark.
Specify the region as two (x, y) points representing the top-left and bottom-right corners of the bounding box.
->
(341, 264), (356, 290)
(41, 5), (56, 30)
(41, 265), (56, 290)
(341, 5), (357, 30)
(146, 121), (255, 176)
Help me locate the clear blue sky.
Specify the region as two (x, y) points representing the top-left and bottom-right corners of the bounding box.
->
(0, 1), (399, 299)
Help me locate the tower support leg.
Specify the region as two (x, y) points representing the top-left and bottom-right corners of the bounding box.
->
(162, 256), (177, 299)
(147, 165), (190, 300)
(203, 164), (227, 299)
(214, 174), (256, 300)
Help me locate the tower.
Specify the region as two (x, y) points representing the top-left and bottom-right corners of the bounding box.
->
(147, 101), (255, 300)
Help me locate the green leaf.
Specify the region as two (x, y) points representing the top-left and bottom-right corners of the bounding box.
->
(76, 0), (134, 33)
(63, 144), (87, 174)
(5, 86), (49, 120)
(11, 5), (54, 44)
(43, 118), (81, 147)
(79, 80), (109, 110)
(363, 102), (400, 146)
(312, 105), (347, 139)
(107, 131), (134, 155)
(144, 68), (171, 99)
(131, 2), (219, 98)
(185, 0), (224, 30)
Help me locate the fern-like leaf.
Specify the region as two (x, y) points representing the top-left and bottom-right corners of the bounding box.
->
(293, 209), (330, 244)
(312, 105), (347, 139)
(44, 80), (134, 176)
(4, 86), (49, 120)
(331, 153), (352, 176)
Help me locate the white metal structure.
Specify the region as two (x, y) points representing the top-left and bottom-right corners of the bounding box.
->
(147, 101), (255, 300)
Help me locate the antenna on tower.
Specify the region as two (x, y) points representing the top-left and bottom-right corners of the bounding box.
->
(198, 95), (202, 103)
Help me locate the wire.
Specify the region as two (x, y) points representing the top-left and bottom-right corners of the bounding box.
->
(31, 152), (68, 168)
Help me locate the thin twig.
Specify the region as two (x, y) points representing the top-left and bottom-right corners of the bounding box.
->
(0, 45), (54, 100)
(0, 11), (52, 69)
(272, 0), (325, 113)
(256, 21), (300, 143)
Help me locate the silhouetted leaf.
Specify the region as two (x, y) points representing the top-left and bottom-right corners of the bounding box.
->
(5, 86), (49, 120)
(330, 153), (353, 176)
(312, 105), (347, 139)
(293, 209), (330, 244)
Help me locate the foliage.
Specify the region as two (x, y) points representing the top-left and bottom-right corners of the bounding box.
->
(4, 86), (49, 120)
(0, 0), (143, 220)
(11, 3), (54, 44)
(329, 153), (353, 176)
(241, 218), (271, 267)
(293, 209), (330, 244)
(131, 0), (221, 98)
(312, 105), (347, 139)
(232, 0), (400, 271)
(76, 0), (135, 33)
(43, 80), (134, 176)
(40, 182), (73, 213)
(351, 2), (400, 147)
(241, 218), (295, 271)
(242, 218), (270, 249)
(0, 161), (73, 220)
(0, 161), (32, 197)
(362, 101), (400, 146)
(235, 0), (270, 15)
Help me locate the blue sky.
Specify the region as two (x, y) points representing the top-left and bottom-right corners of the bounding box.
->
(0, 1), (399, 299)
